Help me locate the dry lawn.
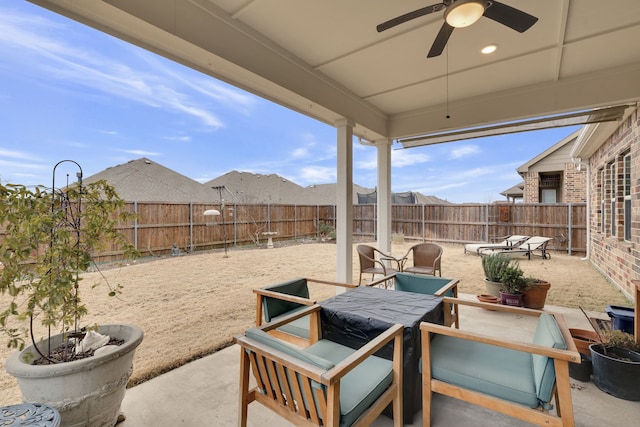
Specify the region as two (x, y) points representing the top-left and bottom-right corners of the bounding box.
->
(0, 239), (631, 405)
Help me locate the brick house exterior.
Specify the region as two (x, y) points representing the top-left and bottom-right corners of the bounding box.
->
(571, 105), (639, 299)
(516, 130), (587, 203)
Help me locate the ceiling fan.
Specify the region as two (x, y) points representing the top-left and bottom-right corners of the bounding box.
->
(376, 0), (538, 58)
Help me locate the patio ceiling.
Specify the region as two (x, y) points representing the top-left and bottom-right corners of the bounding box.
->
(30, 0), (640, 144)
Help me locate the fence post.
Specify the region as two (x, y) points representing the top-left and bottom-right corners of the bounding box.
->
(422, 204), (426, 242)
(189, 202), (194, 253)
(568, 203), (573, 255)
(134, 201), (138, 250)
(233, 202), (237, 247)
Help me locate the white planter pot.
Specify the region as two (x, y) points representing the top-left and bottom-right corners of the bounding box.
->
(484, 279), (502, 297)
(6, 324), (143, 427)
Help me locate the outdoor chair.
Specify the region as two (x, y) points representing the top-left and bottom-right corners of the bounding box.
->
(254, 277), (357, 347)
(480, 236), (553, 259)
(420, 298), (580, 426)
(464, 235), (529, 255)
(370, 272), (460, 328)
(236, 305), (404, 427)
(357, 244), (398, 285)
(401, 242), (442, 276)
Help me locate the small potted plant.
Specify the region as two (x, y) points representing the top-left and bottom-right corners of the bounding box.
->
(522, 277), (551, 309)
(481, 253), (512, 297)
(1, 161), (142, 426)
(498, 262), (526, 306)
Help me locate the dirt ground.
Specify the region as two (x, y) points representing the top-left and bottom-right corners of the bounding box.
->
(0, 239), (632, 405)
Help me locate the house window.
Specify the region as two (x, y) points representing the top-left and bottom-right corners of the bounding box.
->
(539, 173), (561, 203)
(610, 162), (616, 236)
(600, 168), (606, 234)
(624, 153), (631, 241)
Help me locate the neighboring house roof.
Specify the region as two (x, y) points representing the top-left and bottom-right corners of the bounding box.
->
(516, 129), (581, 175)
(84, 158), (215, 203)
(87, 161), (453, 205)
(500, 182), (524, 199)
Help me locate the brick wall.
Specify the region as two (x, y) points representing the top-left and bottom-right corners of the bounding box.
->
(588, 106), (640, 299)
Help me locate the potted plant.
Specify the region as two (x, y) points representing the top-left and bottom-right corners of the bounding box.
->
(0, 161), (142, 426)
(522, 277), (551, 309)
(589, 329), (640, 401)
(498, 262), (526, 306)
(481, 253), (512, 297)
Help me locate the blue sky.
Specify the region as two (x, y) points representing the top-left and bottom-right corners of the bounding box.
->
(0, 2), (580, 203)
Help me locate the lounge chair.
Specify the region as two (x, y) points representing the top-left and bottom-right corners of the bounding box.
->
(464, 235), (529, 255)
(421, 297), (580, 426)
(480, 236), (553, 260)
(236, 305), (404, 427)
(254, 277), (357, 347)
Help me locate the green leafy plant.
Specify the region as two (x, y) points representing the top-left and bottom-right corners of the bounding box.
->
(481, 253), (512, 282)
(0, 179), (138, 361)
(499, 262), (526, 294)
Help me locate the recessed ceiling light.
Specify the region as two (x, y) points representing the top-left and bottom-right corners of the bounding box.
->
(481, 44), (498, 54)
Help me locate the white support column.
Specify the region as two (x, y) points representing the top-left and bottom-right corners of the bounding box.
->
(375, 138), (393, 255)
(335, 118), (354, 284)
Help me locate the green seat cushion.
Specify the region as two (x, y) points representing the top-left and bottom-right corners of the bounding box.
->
(430, 335), (539, 408)
(394, 273), (454, 297)
(272, 308), (310, 340)
(305, 340), (393, 427)
(532, 313), (567, 402)
(245, 327), (334, 370)
(262, 278), (309, 321)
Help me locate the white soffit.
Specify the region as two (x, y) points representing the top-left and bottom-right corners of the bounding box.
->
(398, 104), (633, 148)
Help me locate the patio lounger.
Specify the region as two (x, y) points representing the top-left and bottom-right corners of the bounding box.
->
(480, 236), (553, 260)
(464, 235), (529, 255)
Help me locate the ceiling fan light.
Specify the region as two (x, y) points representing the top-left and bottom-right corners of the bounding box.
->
(481, 44), (497, 54)
(445, 0), (485, 28)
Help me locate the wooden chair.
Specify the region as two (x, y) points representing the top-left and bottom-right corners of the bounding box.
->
(236, 305), (404, 427)
(254, 277), (357, 347)
(420, 298), (580, 427)
(401, 242), (442, 276)
(356, 244), (398, 285)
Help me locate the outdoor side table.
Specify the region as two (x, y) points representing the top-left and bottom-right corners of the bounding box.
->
(319, 286), (444, 424)
(0, 403), (61, 426)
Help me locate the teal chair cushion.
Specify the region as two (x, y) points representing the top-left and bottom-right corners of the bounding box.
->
(430, 334), (539, 408)
(305, 340), (393, 427)
(262, 278), (310, 322)
(394, 272), (454, 297)
(272, 308), (311, 340)
(532, 313), (567, 403)
(245, 327), (334, 370)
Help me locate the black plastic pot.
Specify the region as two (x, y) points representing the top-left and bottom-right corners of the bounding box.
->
(569, 353), (592, 382)
(590, 344), (640, 401)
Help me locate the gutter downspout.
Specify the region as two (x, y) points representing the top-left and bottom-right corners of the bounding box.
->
(572, 157), (590, 260)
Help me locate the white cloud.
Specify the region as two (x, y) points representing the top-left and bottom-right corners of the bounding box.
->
(121, 149), (161, 157)
(449, 145), (480, 159)
(392, 150), (430, 167)
(298, 166), (336, 184)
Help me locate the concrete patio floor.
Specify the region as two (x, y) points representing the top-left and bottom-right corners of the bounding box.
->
(119, 296), (639, 426)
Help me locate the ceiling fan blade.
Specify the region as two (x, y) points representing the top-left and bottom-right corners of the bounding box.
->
(483, 1), (538, 33)
(377, 3), (446, 32)
(427, 22), (454, 58)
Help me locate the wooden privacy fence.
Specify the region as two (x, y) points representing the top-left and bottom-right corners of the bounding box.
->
(0, 202), (586, 262)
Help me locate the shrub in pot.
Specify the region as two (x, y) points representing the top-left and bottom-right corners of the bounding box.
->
(0, 163), (142, 426)
(481, 253), (512, 297)
(498, 262), (526, 306)
(589, 330), (640, 401)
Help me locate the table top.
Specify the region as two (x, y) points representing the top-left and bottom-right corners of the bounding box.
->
(320, 286), (442, 328)
(0, 403), (61, 427)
